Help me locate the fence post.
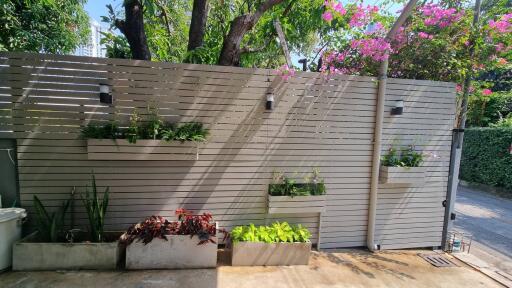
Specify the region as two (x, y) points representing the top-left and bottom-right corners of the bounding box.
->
(442, 128), (464, 249)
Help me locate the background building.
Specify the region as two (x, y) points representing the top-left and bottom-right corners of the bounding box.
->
(74, 20), (105, 57)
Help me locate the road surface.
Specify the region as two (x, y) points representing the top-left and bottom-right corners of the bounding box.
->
(454, 186), (512, 278)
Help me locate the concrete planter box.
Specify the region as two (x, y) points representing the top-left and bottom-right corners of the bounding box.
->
(12, 232), (120, 271)
(379, 166), (426, 184)
(232, 242), (311, 266)
(87, 139), (199, 161)
(268, 195), (326, 214)
(126, 234), (218, 269)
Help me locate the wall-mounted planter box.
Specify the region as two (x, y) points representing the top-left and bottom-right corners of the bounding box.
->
(379, 166), (426, 184)
(268, 195), (326, 214)
(126, 234), (217, 269)
(12, 232), (120, 271)
(232, 242), (311, 266)
(86, 139), (199, 161)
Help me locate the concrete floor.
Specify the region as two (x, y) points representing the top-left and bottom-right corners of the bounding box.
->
(0, 250), (501, 288)
(454, 186), (512, 276)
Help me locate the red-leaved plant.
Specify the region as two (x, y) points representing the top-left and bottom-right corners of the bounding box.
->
(120, 208), (227, 245)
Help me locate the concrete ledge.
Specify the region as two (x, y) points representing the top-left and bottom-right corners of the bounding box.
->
(12, 232), (120, 271)
(126, 235), (218, 269)
(232, 242), (311, 266)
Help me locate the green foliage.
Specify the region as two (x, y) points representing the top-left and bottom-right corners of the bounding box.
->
(491, 115), (512, 127)
(100, 32), (132, 59)
(231, 222), (311, 243)
(269, 169), (326, 197)
(102, 0), (190, 62)
(81, 122), (120, 139)
(80, 109), (209, 144)
(0, 0), (90, 54)
(81, 174), (110, 243)
(33, 192), (71, 242)
(460, 128), (512, 190)
(381, 146), (424, 167)
(467, 91), (512, 127)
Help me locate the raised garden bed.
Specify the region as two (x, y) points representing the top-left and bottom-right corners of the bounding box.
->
(379, 166), (426, 184)
(230, 222), (312, 266)
(86, 139), (199, 161)
(126, 234), (217, 269)
(232, 241), (311, 266)
(12, 232), (121, 271)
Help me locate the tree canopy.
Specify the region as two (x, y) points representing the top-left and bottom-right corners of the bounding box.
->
(0, 0), (90, 54)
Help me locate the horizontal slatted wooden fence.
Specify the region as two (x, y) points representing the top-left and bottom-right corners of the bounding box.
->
(0, 52), (455, 249)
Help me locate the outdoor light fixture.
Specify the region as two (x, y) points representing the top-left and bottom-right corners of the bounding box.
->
(391, 100), (404, 115)
(266, 88), (275, 110)
(99, 83), (112, 104)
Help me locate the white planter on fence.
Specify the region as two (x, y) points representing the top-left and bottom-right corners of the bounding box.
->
(268, 195), (326, 214)
(232, 242), (311, 266)
(12, 232), (120, 271)
(126, 234), (218, 269)
(379, 166), (426, 184)
(87, 139), (199, 161)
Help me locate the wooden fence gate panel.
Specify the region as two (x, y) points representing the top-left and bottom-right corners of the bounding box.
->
(0, 52), (455, 249)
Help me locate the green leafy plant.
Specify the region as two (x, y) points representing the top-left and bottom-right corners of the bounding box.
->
(33, 192), (71, 242)
(231, 222), (311, 244)
(174, 122), (209, 142)
(126, 110), (141, 144)
(80, 109), (209, 144)
(269, 169), (326, 197)
(81, 122), (120, 139)
(381, 146), (424, 168)
(81, 174), (110, 242)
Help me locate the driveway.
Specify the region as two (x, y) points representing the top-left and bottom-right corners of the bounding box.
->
(0, 250), (501, 288)
(454, 185), (512, 278)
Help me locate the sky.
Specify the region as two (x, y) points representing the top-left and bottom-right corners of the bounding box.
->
(85, 0), (119, 25)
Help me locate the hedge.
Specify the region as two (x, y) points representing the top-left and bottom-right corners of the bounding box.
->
(460, 128), (512, 190)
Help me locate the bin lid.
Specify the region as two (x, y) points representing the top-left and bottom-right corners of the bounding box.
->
(0, 208), (27, 223)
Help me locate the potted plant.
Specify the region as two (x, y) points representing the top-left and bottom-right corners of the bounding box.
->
(122, 209), (224, 269)
(380, 146), (428, 184)
(231, 222), (312, 266)
(268, 168), (326, 214)
(83, 108), (209, 161)
(13, 174), (119, 270)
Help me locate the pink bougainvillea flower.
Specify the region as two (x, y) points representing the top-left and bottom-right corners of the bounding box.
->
(418, 32), (433, 39)
(482, 89), (492, 96)
(350, 37), (391, 61)
(322, 11), (333, 22)
(275, 65), (295, 81)
(456, 84), (462, 93)
(489, 13), (512, 33)
(333, 2), (346, 15)
(419, 3), (463, 28)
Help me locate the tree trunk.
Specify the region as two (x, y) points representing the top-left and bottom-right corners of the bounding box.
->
(188, 0), (209, 51)
(218, 0), (286, 66)
(115, 0), (151, 60)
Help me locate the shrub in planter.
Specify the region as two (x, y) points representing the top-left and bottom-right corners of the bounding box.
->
(13, 176), (119, 271)
(379, 146), (429, 184)
(121, 209), (225, 269)
(268, 169), (326, 214)
(231, 222), (312, 266)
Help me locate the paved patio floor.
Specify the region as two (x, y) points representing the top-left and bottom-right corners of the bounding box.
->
(0, 249), (501, 288)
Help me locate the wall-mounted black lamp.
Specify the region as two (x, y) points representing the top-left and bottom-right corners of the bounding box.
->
(99, 83), (112, 104)
(391, 100), (404, 115)
(266, 88), (275, 110)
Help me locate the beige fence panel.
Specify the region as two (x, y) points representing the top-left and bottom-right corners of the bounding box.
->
(0, 52), (455, 249)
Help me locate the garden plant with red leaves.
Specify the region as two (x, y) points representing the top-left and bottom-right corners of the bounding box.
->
(120, 208), (226, 245)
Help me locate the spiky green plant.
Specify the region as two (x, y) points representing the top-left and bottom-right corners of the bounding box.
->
(33, 193), (71, 242)
(82, 174), (110, 242)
